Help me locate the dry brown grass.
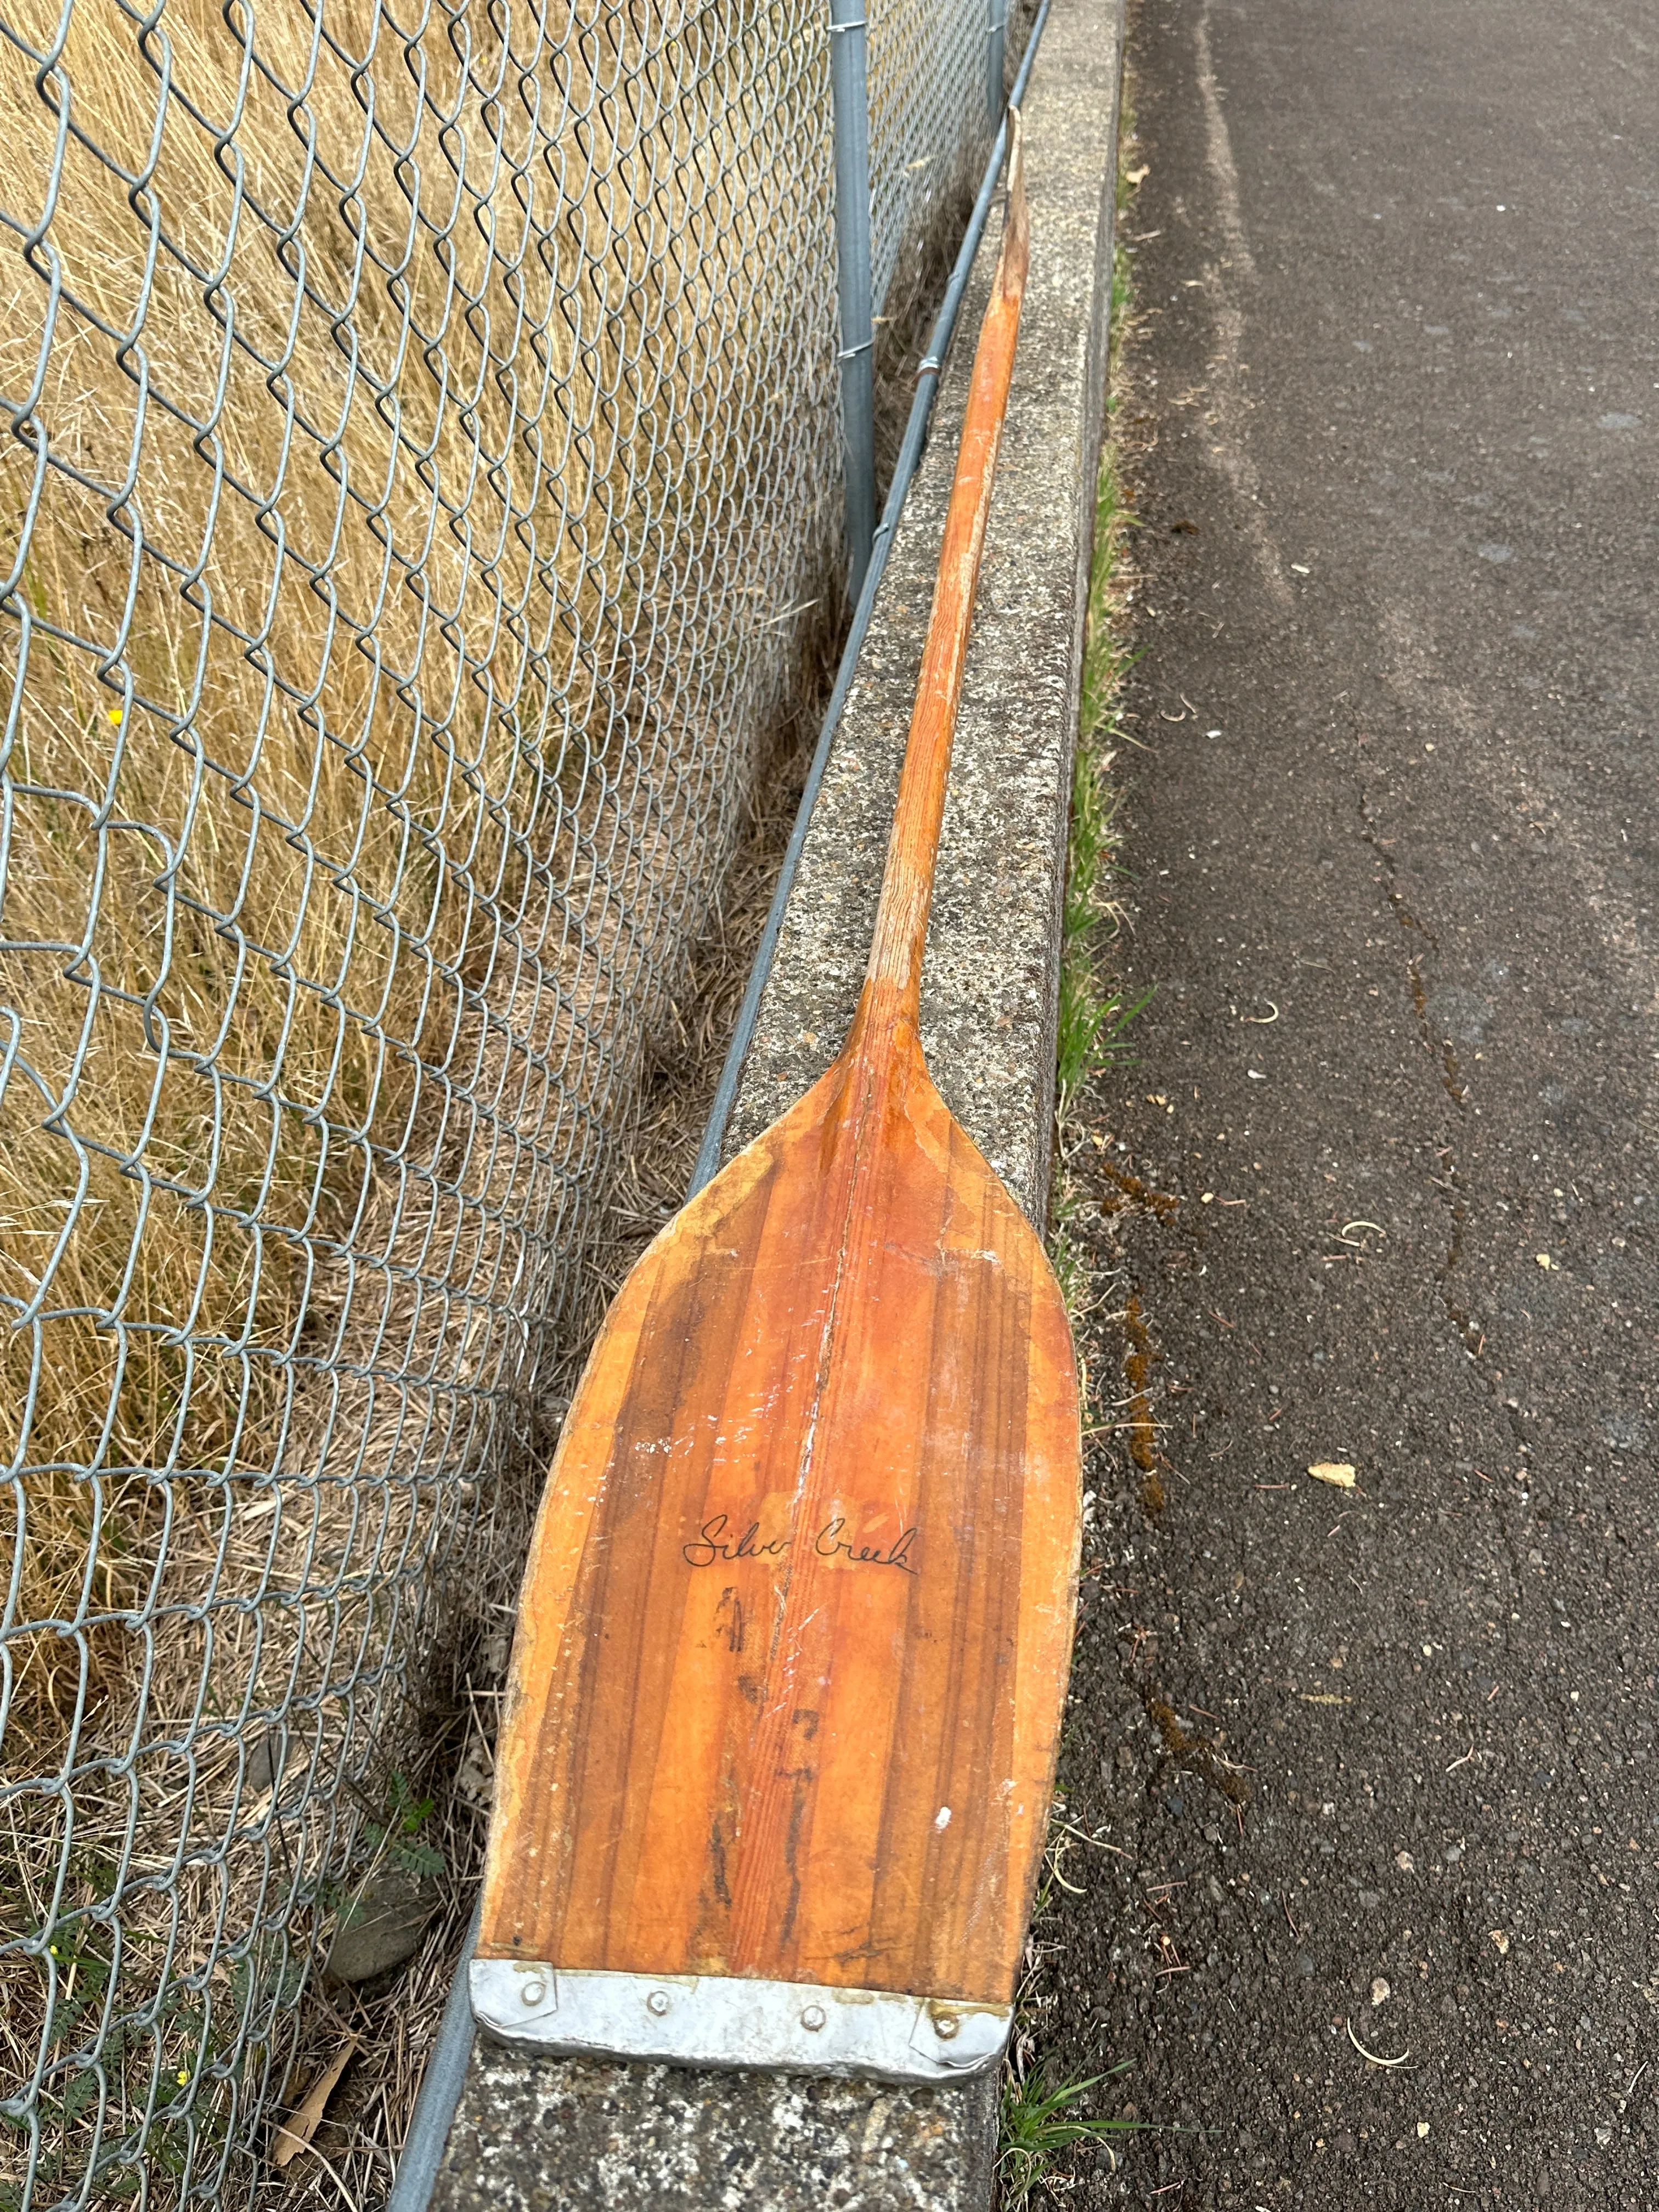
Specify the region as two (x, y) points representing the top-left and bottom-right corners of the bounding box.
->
(0, 0), (821, 1702)
(1, 0), (840, 2199)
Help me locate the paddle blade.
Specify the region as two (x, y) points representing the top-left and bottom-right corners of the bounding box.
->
(478, 1035), (1079, 2008)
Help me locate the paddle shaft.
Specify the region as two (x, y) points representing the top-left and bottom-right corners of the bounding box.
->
(862, 119), (1030, 1041)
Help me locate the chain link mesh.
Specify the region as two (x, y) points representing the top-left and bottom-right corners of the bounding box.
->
(867, 0), (988, 317)
(0, 0), (1019, 2202)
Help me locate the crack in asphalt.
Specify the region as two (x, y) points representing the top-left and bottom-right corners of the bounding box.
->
(1357, 775), (1487, 1373)
(1351, 778), (1567, 1731)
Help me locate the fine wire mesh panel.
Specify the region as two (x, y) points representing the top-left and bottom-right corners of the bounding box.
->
(0, 0), (1019, 2205)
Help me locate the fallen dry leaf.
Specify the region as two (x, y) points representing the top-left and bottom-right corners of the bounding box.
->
(1126, 165), (1150, 186)
(1535, 1252), (1555, 1269)
(272, 2045), (355, 2169)
(1308, 1461), (1356, 1488)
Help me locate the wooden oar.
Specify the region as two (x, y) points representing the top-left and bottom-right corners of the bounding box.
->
(471, 119), (1079, 2083)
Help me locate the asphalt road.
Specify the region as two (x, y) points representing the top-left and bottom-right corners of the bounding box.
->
(1043, 2), (1659, 2205)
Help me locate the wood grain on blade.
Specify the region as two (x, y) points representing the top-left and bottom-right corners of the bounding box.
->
(478, 1026), (1079, 2007)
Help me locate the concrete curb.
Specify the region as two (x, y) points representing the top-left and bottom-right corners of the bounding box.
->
(428, 2), (1124, 2200)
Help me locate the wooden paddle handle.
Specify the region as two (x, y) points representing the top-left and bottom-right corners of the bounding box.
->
(861, 113), (1031, 1036)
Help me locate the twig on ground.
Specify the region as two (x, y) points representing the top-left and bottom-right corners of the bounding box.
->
(1346, 2017), (1410, 2068)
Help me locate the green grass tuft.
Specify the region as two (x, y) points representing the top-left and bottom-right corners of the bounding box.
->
(1053, 66), (1148, 1131)
(1027, 84), (1150, 2196)
(998, 2063), (1135, 2207)
(1056, 442), (1147, 1114)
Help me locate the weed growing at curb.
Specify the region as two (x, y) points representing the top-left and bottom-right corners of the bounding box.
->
(1056, 441), (1143, 1115)
(1048, 396), (1143, 1330)
(998, 2062), (1136, 2208)
(1014, 64), (1147, 2210)
(1054, 70), (1147, 1129)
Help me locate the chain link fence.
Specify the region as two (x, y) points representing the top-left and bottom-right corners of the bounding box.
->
(0, 0), (1026, 2202)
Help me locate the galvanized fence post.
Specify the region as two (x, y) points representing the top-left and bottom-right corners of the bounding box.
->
(986, 0), (1008, 121)
(828, 0), (877, 599)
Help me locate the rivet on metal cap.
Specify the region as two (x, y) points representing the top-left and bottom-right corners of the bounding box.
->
(933, 2013), (961, 2040)
(646, 1989), (671, 2017)
(520, 1979), (546, 2008)
(800, 2004), (827, 2032)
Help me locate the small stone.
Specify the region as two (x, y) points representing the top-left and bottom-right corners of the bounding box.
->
(1395, 1850), (1416, 1872)
(324, 1870), (432, 1984)
(1417, 2120), (1430, 2138)
(244, 1728), (287, 1794)
(1370, 1977), (1391, 2008)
